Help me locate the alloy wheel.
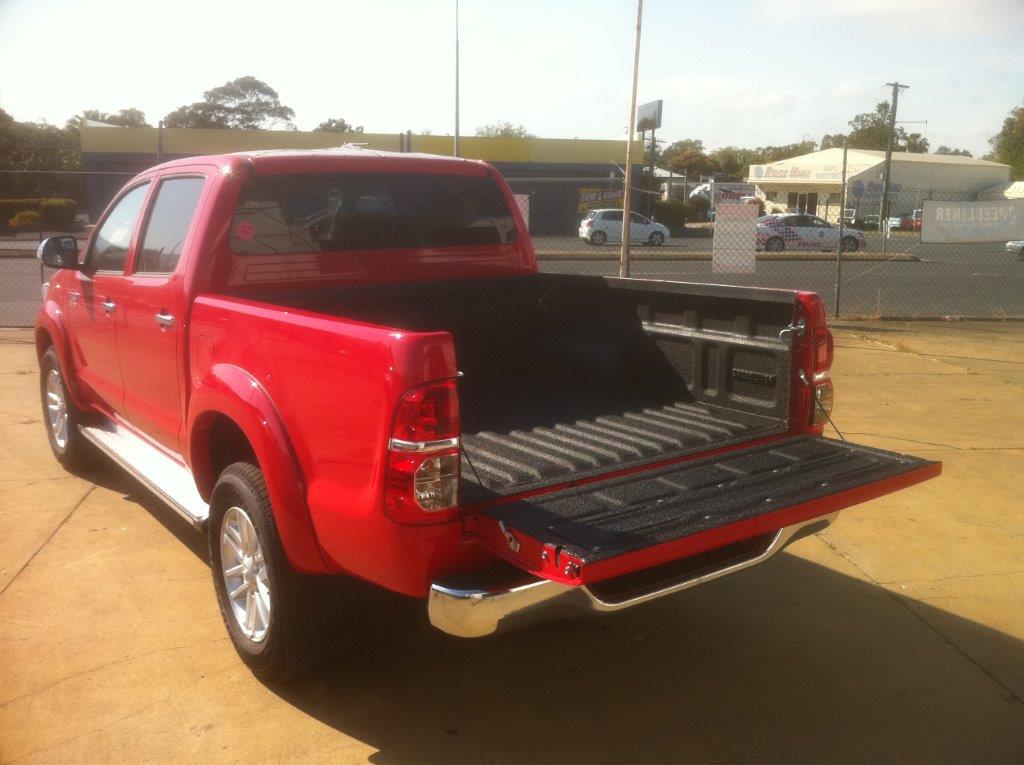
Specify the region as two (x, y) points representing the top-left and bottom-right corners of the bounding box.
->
(221, 506), (272, 643)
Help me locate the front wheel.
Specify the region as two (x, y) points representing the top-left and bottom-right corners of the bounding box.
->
(209, 462), (370, 682)
(841, 236), (859, 253)
(40, 347), (92, 470)
(648, 231), (665, 246)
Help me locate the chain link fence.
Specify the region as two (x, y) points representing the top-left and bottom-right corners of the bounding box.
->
(2, 171), (1021, 327)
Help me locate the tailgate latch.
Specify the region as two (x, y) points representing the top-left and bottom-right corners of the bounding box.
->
(498, 521), (522, 553)
(779, 318), (806, 342)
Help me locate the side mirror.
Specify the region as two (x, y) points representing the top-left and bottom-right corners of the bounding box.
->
(37, 236), (80, 270)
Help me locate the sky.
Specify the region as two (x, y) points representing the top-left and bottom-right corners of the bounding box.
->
(1, 0), (1021, 157)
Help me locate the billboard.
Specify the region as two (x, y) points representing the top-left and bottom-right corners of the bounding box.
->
(921, 200), (1024, 243)
(636, 100), (663, 132)
(579, 186), (624, 212)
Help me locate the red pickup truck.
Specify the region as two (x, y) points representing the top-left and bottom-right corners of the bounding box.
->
(35, 148), (940, 680)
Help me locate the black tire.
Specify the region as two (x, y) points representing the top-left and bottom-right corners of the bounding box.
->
(590, 230), (607, 246)
(209, 462), (369, 682)
(766, 236), (785, 252)
(841, 236), (859, 253)
(39, 347), (93, 470)
(648, 231), (665, 246)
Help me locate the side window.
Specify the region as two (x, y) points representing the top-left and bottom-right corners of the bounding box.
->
(88, 183), (149, 272)
(630, 212), (647, 224)
(602, 210), (623, 222)
(137, 177), (205, 274)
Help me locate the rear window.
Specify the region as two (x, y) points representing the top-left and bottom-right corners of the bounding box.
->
(230, 172), (517, 254)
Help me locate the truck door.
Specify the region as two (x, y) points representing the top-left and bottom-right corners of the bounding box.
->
(118, 174), (207, 452)
(66, 182), (151, 415)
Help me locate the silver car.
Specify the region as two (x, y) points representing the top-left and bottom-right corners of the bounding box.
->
(1006, 240), (1024, 261)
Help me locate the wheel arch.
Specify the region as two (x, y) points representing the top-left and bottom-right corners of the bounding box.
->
(35, 306), (88, 409)
(188, 364), (330, 573)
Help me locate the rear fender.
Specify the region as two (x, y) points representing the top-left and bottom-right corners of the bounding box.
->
(188, 363), (329, 573)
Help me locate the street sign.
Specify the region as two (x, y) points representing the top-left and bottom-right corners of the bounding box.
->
(636, 100), (662, 132)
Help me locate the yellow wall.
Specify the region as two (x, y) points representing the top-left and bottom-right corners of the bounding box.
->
(81, 126), (643, 165)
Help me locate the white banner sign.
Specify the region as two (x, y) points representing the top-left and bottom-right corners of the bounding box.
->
(712, 203), (758, 274)
(922, 199), (1024, 243)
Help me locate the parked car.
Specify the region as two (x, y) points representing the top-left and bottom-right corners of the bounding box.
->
(863, 214), (881, 230)
(756, 213), (866, 252)
(1006, 240), (1024, 261)
(910, 209), (923, 230)
(842, 208), (856, 226)
(35, 149), (938, 681)
(579, 208), (669, 245)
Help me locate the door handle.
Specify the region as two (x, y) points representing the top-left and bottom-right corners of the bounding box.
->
(154, 311), (175, 329)
(102, 299), (116, 314)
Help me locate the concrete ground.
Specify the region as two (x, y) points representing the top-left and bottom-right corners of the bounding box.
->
(1, 322), (1022, 763)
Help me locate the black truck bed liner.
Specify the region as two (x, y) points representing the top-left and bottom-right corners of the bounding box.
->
(459, 380), (784, 501)
(483, 436), (937, 565)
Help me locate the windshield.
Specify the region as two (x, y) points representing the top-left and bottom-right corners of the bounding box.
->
(230, 172), (517, 254)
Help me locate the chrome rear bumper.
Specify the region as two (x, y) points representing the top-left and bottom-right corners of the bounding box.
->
(428, 513), (837, 638)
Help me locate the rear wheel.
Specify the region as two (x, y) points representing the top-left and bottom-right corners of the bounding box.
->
(590, 230), (607, 246)
(841, 236), (859, 253)
(39, 347), (92, 470)
(648, 231), (665, 246)
(766, 236), (785, 252)
(209, 462), (369, 682)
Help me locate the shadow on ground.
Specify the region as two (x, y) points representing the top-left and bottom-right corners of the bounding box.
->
(73, 449), (1024, 762)
(274, 556), (1022, 762)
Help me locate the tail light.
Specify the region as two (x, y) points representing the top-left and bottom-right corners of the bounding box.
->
(789, 292), (835, 435)
(583, 219), (593, 228)
(385, 380), (461, 524)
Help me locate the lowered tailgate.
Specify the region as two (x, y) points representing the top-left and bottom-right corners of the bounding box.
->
(471, 436), (940, 586)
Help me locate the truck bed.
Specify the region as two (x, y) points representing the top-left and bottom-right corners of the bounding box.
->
(261, 274), (798, 500)
(458, 379), (782, 500)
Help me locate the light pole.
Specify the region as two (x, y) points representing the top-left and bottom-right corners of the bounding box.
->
(454, 0), (460, 157)
(620, 0), (643, 278)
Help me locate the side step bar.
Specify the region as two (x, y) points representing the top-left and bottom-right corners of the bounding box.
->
(79, 419), (209, 528)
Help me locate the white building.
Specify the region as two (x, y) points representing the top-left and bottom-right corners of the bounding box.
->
(748, 148), (1012, 222)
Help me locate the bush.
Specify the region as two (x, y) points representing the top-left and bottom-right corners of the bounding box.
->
(9, 210), (40, 230)
(686, 195), (711, 221)
(652, 200), (687, 233)
(0, 198), (78, 231)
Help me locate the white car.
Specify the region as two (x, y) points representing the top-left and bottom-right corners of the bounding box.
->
(579, 209), (669, 246)
(1007, 240), (1024, 261)
(756, 213), (866, 253)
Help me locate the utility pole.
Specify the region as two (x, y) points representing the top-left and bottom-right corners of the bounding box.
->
(648, 127), (657, 215)
(834, 141), (848, 318)
(620, 0), (643, 278)
(453, 0), (460, 157)
(879, 81), (908, 254)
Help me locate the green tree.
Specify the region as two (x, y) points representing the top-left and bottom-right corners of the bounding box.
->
(0, 107), (82, 200)
(474, 121), (534, 138)
(819, 133), (847, 149)
(66, 108), (150, 129)
(987, 103), (1024, 179)
(667, 148), (721, 177)
(659, 139), (705, 169)
(163, 76), (295, 130)
(934, 145), (973, 157)
(901, 132), (930, 153)
(314, 118), (363, 133)
(847, 101), (905, 150)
